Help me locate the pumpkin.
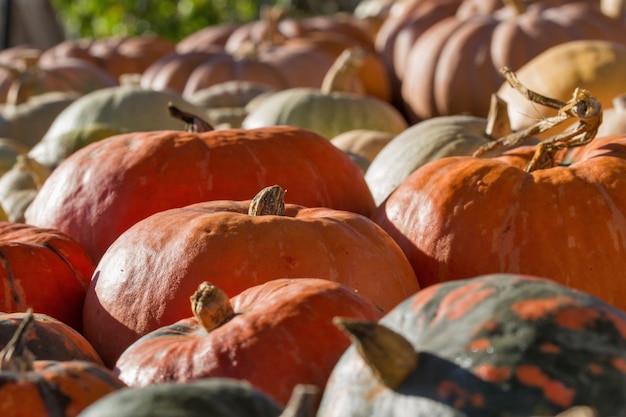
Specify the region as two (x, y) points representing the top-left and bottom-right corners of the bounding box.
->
(39, 35), (176, 80)
(84, 185), (417, 367)
(242, 47), (407, 139)
(370, 118), (626, 311)
(0, 155), (50, 222)
(317, 273), (626, 416)
(0, 91), (78, 149)
(498, 40), (626, 137)
(0, 221), (94, 331)
(400, 1), (626, 123)
(330, 129), (395, 173)
(0, 53), (118, 106)
(0, 311), (102, 364)
(365, 95), (517, 205)
(186, 81), (278, 128)
(176, 23), (241, 52)
(77, 378), (283, 417)
(0, 310), (125, 417)
(596, 94), (626, 137)
(36, 85), (208, 146)
(114, 278), (384, 405)
(138, 48), (230, 94)
(25, 125), (376, 264)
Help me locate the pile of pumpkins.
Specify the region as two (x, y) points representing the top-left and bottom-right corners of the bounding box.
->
(2, 0), (626, 415)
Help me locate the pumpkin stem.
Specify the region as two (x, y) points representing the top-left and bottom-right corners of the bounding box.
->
(472, 67), (602, 172)
(484, 93), (511, 140)
(280, 384), (321, 417)
(612, 94), (626, 112)
(167, 102), (214, 132)
(15, 155), (51, 190)
(2, 52), (41, 106)
(0, 309), (36, 372)
(260, 5), (288, 45)
(502, 0), (526, 16)
(190, 282), (236, 332)
(333, 317), (418, 390)
(320, 47), (369, 95)
(248, 185), (286, 216)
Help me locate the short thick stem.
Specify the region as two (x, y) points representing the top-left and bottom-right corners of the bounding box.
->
(248, 185), (285, 216)
(190, 282), (235, 332)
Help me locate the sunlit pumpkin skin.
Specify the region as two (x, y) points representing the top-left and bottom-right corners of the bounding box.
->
(400, 1), (626, 123)
(0, 312), (103, 365)
(242, 87), (408, 140)
(371, 134), (626, 311)
(77, 378), (282, 417)
(25, 126), (376, 264)
(0, 222), (94, 331)
(114, 278), (384, 405)
(365, 115), (503, 205)
(317, 274), (626, 416)
(0, 360), (126, 417)
(84, 197), (418, 367)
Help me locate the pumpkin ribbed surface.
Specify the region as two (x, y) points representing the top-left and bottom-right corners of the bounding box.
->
(25, 126), (376, 263)
(371, 135), (626, 311)
(318, 274), (626, 416)
(0, 222), (94, 331)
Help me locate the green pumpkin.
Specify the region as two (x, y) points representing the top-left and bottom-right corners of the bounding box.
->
(77, 378), (283, 417)
(40, 85), (210, 144)
(28, 123), (124, 170)
(0, 91), (77, 148)
(242, 47), (407, 140)
(318, 274), (626, 417)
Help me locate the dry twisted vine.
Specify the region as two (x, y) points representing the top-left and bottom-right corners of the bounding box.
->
(472, 67), (602, 172)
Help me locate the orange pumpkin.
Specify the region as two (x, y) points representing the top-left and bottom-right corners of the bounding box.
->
(114, 278), (384, 405)
(0, 310), (125, 417)
(0, 222), (94, 331)
(83, 185), (419, 367)
(371, 132), (626, 311)
(25, 126), (376, 264)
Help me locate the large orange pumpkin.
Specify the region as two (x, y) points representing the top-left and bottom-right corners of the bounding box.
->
(371, 132), (626, 310)
(83, 186), (418, 367)
(25, 126), (376, 264)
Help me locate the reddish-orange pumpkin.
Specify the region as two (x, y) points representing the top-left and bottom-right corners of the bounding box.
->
(0, 222), (94, 331)
(0, 311), (103, 365)
(0, 311), (125, 417)
(371, 134), (626, 311)
(25, 126), (376, 264)
(83, 188), (419, 367)
(114, 278), (384, 405)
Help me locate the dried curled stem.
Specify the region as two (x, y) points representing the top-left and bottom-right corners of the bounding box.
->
(167, 103), (214, 132)
(473, 67), (602, 172)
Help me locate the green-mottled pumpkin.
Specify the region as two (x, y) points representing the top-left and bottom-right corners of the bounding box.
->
(318, 274), (626, 416)
(77, 378), (282, 417)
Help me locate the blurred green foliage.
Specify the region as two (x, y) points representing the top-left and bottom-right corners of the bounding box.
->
(50, 0), (361, 42)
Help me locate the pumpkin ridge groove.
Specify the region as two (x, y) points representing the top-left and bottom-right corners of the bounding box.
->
(34, 373), (71, 417)
(0, 249), (19, 306)
(38, 242), (88, 290)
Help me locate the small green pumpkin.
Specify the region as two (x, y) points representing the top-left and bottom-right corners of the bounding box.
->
(77, 378), (283, 417)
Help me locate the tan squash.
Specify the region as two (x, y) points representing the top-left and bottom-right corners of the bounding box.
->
(498, 39), (626, 137)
